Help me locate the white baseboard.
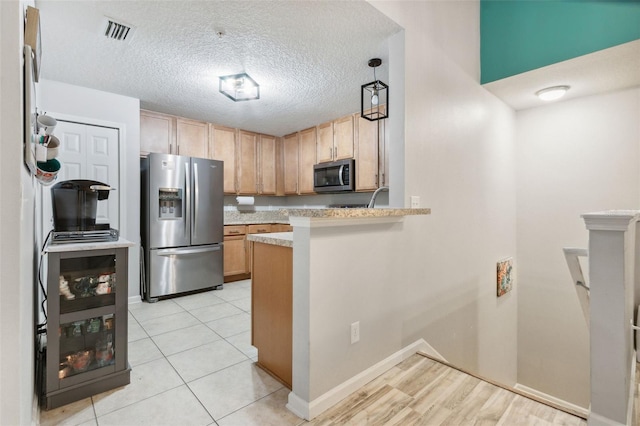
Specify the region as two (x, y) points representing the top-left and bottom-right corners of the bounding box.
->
(514, 383), (589, 418)
(286, 339), (437, 420)
(587, 412), (627, 426)
(128, 295), (142, 305)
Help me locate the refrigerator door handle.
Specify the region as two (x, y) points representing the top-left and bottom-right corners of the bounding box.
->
(184, 162), (190, 237)
(193, 161), (199, 238)
(157, 246), (222, 256)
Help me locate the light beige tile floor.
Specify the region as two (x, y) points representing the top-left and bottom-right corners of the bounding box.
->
(39, 280), (304, 426)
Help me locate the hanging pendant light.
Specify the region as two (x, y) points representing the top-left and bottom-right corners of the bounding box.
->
(361, 58), (388, 121)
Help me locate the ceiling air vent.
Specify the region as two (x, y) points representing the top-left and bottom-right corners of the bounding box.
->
(101, 17), (135, 42)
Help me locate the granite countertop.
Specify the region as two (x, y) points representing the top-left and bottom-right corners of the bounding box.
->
(225, 207), (431, 225)
(224, 210), (289, 225)
(281, 208), (431, 218)
(246, 232), (293, 248)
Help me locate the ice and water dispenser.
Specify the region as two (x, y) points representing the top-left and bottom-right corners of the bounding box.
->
(158, 188), (182, 219)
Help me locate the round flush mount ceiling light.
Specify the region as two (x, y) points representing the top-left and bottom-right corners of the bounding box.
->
(535, 85), (570, 101)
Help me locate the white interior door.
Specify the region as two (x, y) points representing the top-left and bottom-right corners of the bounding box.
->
(41, 120), (119, 238)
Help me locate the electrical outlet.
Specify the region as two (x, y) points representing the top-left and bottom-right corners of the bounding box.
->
(410, 196), (420, 208)
(351, 321), (360, 344)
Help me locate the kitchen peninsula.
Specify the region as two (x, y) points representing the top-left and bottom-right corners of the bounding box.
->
(247, 207), (430, 420)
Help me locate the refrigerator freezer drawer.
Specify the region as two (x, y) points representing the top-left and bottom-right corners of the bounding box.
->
(147, 244), (223, 300)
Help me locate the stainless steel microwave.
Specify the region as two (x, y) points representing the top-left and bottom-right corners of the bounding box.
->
(313, 159), (355, 193)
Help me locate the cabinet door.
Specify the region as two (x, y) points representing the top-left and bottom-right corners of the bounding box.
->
(176, 118), (208, 158)
(283, 133), (299, 195)
(210, 125), (237, 194)
(333, 115), (354, 160)
(316, 121), (334, 163)
(251, 242), (293, 388)
(140, 110), (174, 155)
(223, 235), (247, 276)
(355, 112), (380, 191)
(276, 137), (285, 196)
(259, 135), (277, 195)
(298, 127), (317, 194)
(237, 130), (258, 195)
(377, 106), (388, 187)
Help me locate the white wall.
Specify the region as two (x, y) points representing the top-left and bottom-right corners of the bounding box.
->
(37, 79), (141, 299)
(0, 1), (37, 424)
(367, 0), (518, 386)
(516, 88), (640, 408)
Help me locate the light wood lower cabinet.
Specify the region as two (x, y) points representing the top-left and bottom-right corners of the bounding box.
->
(223, 225), (249, 281)
(251, 242), (292, 388)
(224, 224), (288, 282)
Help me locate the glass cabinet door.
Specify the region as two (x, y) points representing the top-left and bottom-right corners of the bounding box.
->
(59, 254), (116, 313)
(58, 314), (116, 380)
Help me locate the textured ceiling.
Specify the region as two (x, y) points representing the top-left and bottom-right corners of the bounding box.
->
(36, 0), (401, 137)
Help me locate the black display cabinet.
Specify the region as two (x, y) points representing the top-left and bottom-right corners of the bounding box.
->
(42, 241), (132, 410)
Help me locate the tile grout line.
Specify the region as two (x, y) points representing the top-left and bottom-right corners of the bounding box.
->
(99, 283), (255, 425)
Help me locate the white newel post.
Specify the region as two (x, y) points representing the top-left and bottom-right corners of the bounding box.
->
(582, 210), (639, 426)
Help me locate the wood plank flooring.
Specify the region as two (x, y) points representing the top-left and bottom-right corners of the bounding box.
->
(308, 354), (587, 426)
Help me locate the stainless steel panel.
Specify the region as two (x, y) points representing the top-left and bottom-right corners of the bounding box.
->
(191, 157), (224, 245)
(147, 153), (190, 248)
(147, 244), (223, 299)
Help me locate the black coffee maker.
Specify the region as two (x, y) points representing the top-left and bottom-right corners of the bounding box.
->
(51, 180), (114, 232)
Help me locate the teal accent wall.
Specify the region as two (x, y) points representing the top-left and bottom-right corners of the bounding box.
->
(481, 0), (640, 84)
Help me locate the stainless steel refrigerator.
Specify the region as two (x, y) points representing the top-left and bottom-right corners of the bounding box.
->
(141, 153), (224, 301)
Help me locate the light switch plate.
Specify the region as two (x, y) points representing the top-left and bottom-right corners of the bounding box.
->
(410, 196), (420, 208)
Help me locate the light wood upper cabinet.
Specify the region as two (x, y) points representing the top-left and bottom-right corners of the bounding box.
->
(298, 127), (317, 194)
(316, 121), (334, 164)
(316, 116), (354, 164)
(259, 134), (277, 195)
(209, 125), (237, 194)
(283, 133), (299, 195)
(276, 137), (285, 196)
(140, 110), (174, 156)
(355, 112), (381, 191)
(237, 130), (258, 195)
(141, 110), (208, 158)
(176, 118), (208, 158)
(333, 115), (354, 160)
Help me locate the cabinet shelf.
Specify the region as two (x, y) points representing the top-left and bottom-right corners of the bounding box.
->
(60, 294), (116, 315)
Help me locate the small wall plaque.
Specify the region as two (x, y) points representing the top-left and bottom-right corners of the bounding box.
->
(497, 257), (513, 297)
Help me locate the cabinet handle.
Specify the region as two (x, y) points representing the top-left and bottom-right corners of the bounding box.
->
(258, 229), (267, 233)
(229, 230), (240, 234)
(334, 146), (337, 158)
(382, 173), (386, 186)
(169, 144), (172, 154)
(375, 174), (378, 186)
(329, 147), (332, 159)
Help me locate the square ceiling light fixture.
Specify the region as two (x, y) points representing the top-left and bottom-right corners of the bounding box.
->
(219, 73), (260, 102)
